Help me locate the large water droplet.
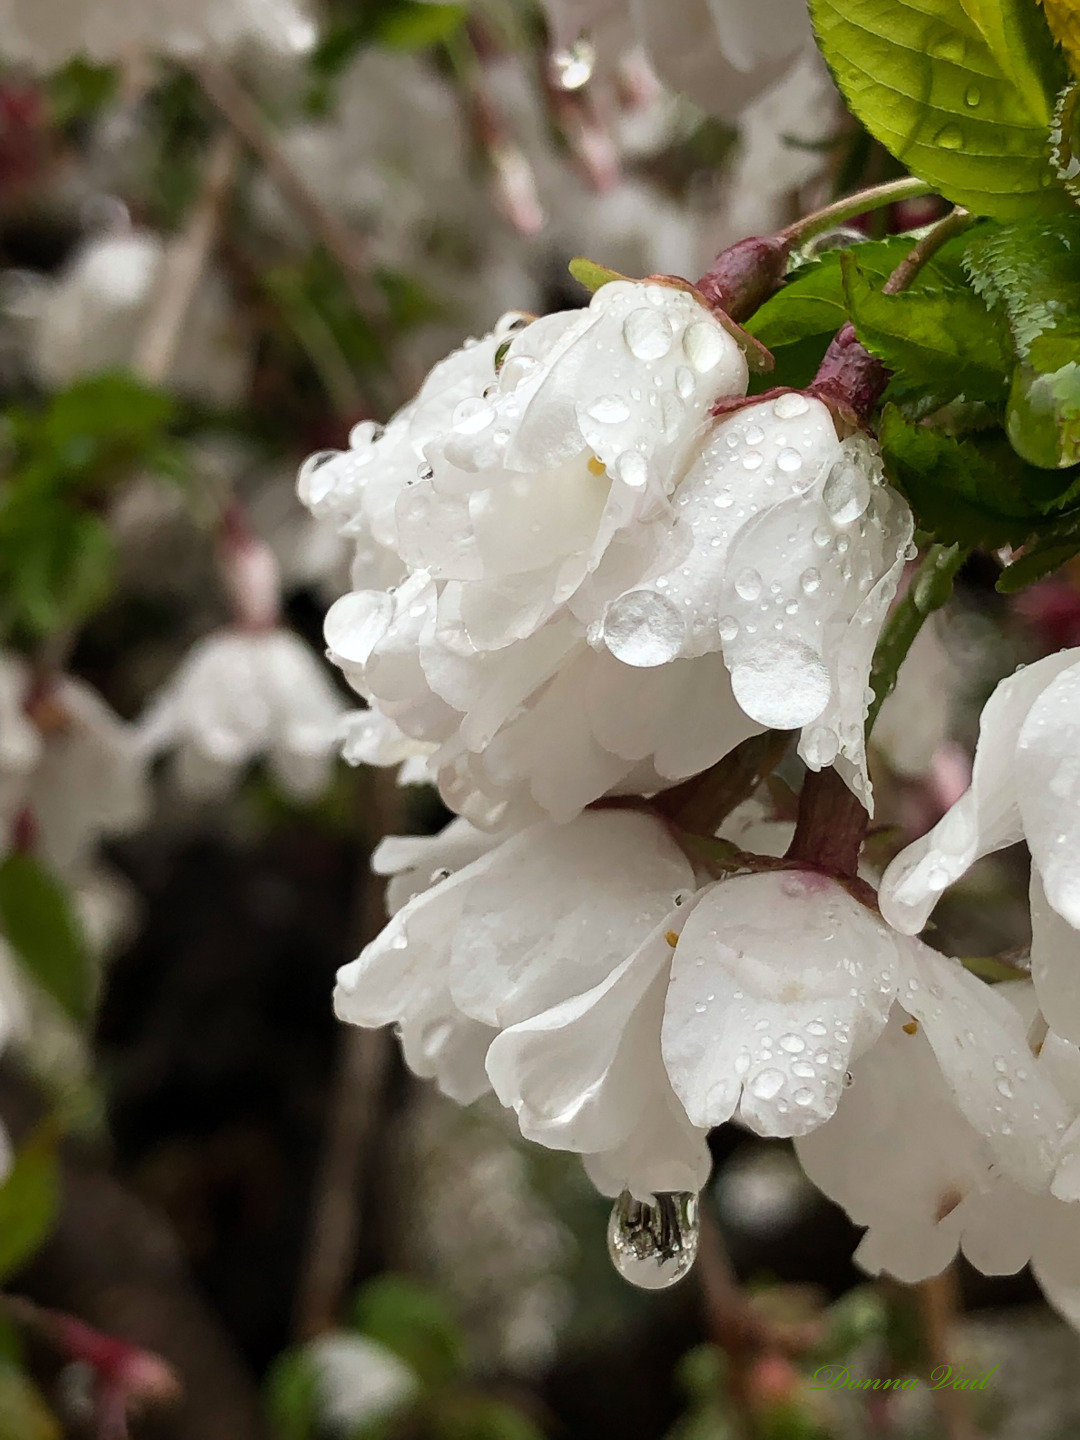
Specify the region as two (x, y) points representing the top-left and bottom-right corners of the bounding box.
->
(452, 397), (496, 434)
(822, 450), (871, 524)
(730, 638), (832, 728)
(607, 1191), (700, 1290)
(934, 124), (964, 149)
(683, 321), (725, 373)
(603, 590), (686, 666)
(750, 1068), (785, 1100)
(587, 394), (632, 424)
(624, 308), (675, 361)
(734, 567), (762, 601)
(773, 392), (810, 419)
(615, 451), (648, 488)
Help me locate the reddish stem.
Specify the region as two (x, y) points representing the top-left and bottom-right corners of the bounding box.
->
(785, 766), (868, 879)
(696, 235), (792, 325)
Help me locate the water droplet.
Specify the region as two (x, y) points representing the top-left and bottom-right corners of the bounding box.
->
(812, 525), (831, 548)
(417, 462), (434, 482)
(607, 1191), (699, 1290)
(391, 933), (408, 951)
(452, 397), (496, 434)
(684, 321), (725, 373)
(996, 1078), (1015, 1099)
(807, 1020), (828, 1037)
(734, 568), (762, 601)
(615, 452), (648, 488)
(429, 867), (452, 884)
(718, 615), (740, 642)
(743, 451), (763, 471)
(715, 487), (734, 508)
(777, 448), (803, 474)
(794, 1088), (815, 1107)
(675, 366), (695, 399)
(551, 36), (595, 89)
(587, 394), (632, 424)
(750, 1069), (785, 1100)
(843, 1070), (854, 1088)
(773, 392), (810, 420)
(822, 450), (871, 523)
(779, 1033), (806, 1054)
(965, 85), (981, 107)
(934, 124), (964, 149)
(624, 308), (675, 361)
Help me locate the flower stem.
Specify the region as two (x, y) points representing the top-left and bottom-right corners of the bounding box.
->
(781, 176), (935, 249)
(882, 206), (973, 294)
(865, 543), (967, 738)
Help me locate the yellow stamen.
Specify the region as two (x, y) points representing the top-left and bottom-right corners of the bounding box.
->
(587, 454), (606, 476)
(665, 930), (679, 949)
(902, 1019), (919, 1036)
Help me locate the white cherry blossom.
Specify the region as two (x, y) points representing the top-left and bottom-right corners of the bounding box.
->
(796, 985), (1080, 1329)
(334, 803), (1060, 1205)
(32, 232), (249, 408)
(0, 651), (149, 875)
(0, 0), (316, 70)
(139, 628), (347, 801)
(879, 648), (1080, 1043)
(599, 397), (913, 807)
(308, 281), (765, 825)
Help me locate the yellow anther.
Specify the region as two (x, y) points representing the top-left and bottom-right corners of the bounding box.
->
(665, 930), (679, 948)
(901, 1019), (919, 1036)
(587, 454), (607, 476)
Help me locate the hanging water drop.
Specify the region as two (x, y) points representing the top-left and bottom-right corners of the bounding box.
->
(607, 1191), (700, 1290)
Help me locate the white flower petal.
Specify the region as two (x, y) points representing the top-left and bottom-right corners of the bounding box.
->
(1030, 867), (1080, 1049)
(879, 649), (1080, 935)
(663, 872), (897, 1136)
(449, 810), (693, 1027)
(1016, 657), (1080, 929)
(896, 937), (1069, 1192)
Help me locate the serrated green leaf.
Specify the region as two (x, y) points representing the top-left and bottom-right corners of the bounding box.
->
(879, 407), (1069, 547)
(568, 256), (627, 293)
(0, 1362), (61, 1440)
(1052, 81), (1080, 200)
(965, 214), (1080, 464)
(0, 853), (92, 1022)
(0, 1121), (60, 1284)
(997, 514), (1080, 587)
(964, 214), (1080, 365)
(841, 251), (1012, 406)
(1042, 0), (1080, 73)
(810, 0), (1070, 218)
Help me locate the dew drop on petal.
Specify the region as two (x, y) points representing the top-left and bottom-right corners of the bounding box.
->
(749, 1068), (786, 1100)
(615, 451), (648, 488)
(734, 568), (762, 601)
(607, 1191), (699, 1290)
(773, 392), (810, 419)
(624, 308), (675, 360)
(587, 394), (632, 424)
(718, 615), (740, 642)
(675, 366), (695, 399)
(730, 638), (832, 728)
(683, 321), (725, 373)
(777, 448), (803, 474)
(603, 590), (686, 666)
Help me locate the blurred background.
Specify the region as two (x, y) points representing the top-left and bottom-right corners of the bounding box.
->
(2, 1), (1080, 1437)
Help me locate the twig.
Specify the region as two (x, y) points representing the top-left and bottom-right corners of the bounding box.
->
(780, 176), (935, 250)
(191, 58), (383, 321)
(292, 766), (401, 1341)
(131, 128), (240, 387)
(882, 207), (973, 295)
(917, 1268), (980, 1440)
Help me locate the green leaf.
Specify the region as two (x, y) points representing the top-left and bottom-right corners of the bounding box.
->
(0, 1121), (61, 1284)
(351, 1276), (462, 1388)
(810, 0), (1070, 218)
(0, 1362), (61, 1440)
(1052, 81), (1080, 202)
(965, 214), (1080, 465)
(997, 515), (1080, 588)
(434, 1396), (545, 1440)
(878, 406), (1077, 547)
(374, 1), (467, 47)
(265, 1349), (319, 1440)
(841, 251), (1012, 406)
(568, 256), (628, 293)
(0, 853), (92, 1022)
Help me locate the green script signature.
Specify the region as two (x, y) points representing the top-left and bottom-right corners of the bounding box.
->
(809, 1363), (1000, 1392)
